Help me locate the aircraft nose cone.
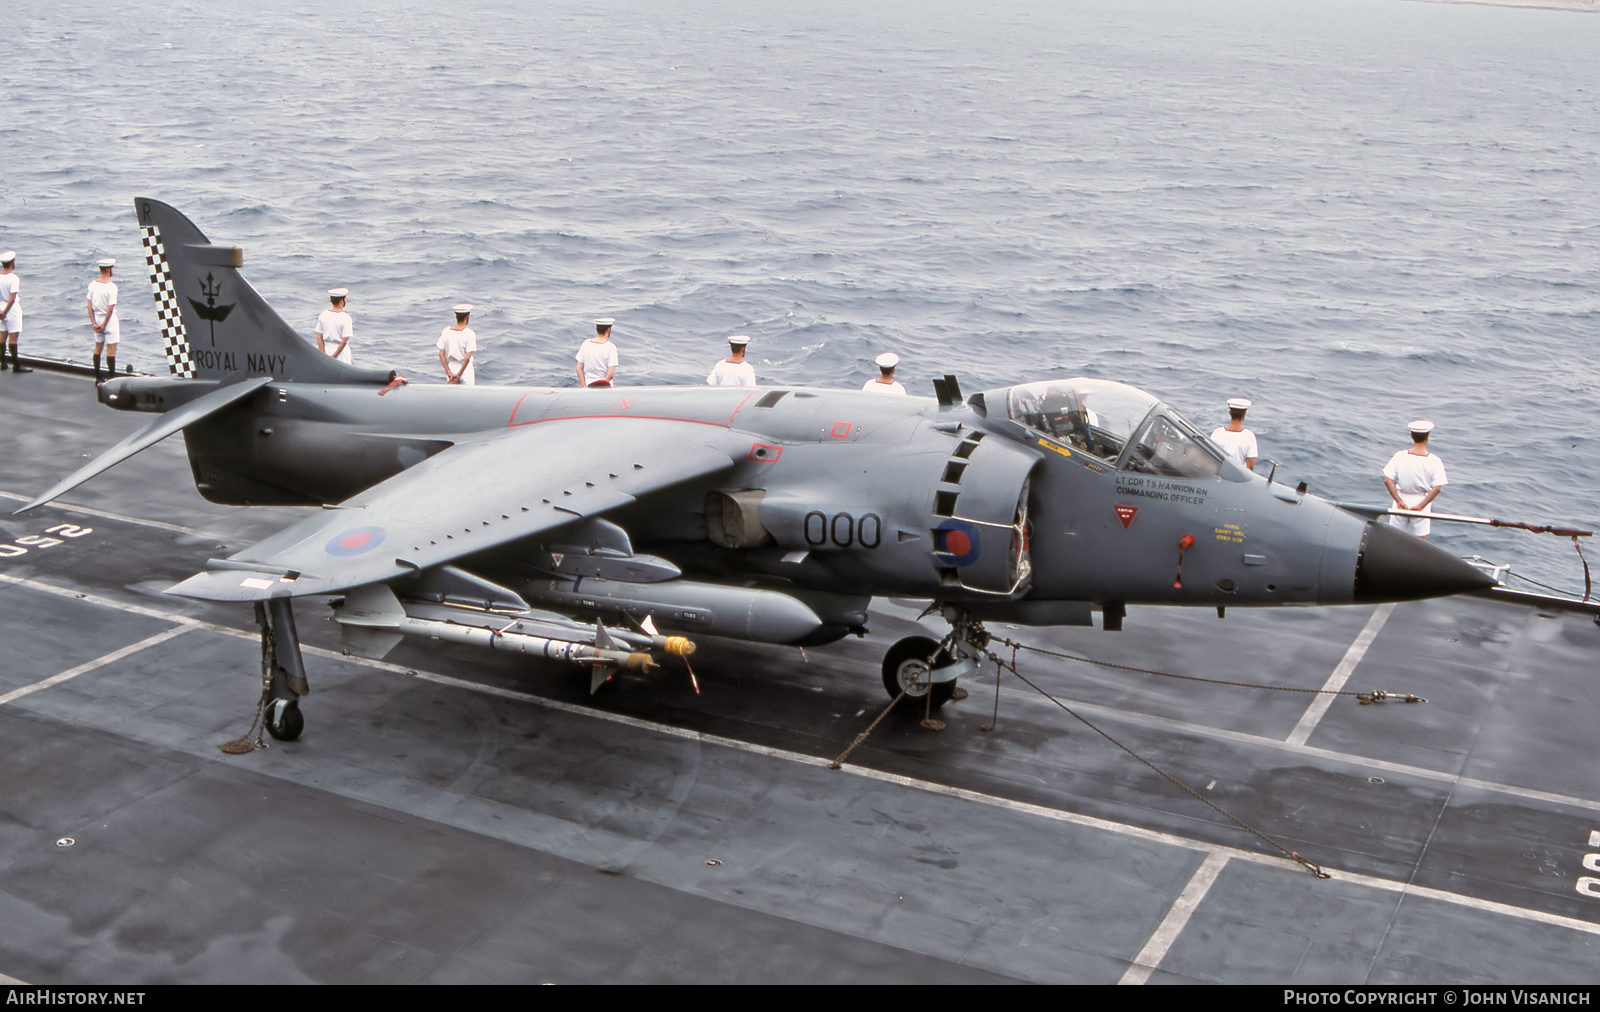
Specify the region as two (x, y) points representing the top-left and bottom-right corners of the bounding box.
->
(1352, 520), (1495, 603)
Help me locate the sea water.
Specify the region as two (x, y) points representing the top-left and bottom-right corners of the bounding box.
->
(2, 0), (1596, 589)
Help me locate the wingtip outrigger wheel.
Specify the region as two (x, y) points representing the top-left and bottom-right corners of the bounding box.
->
(265, 698), (304, 741)
(258, 598), (309, 741)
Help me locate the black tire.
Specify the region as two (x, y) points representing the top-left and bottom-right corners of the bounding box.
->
(881, 635), (956, 710)
(265, 698), (304, 741)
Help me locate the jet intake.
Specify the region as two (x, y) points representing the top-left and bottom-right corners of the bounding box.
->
(928, 433), (1039, 595)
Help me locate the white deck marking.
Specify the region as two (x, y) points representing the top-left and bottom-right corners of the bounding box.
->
(377, 656), (1600, 939)
(977, 654), (1600, 816)
(1120, 851), (1230, 985)
(5, 574), (1600, 945)
(6, 572), (1596, 816)
(0, 489), (210, 536)
(1287, 602), (1395, 747)
(0, 625), (194, 707)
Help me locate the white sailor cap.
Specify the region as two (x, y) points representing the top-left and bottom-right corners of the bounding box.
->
(0, 251), (14, 263)
(727, 334), (749, 346)
(1227, 397), (1252, 411)
(594, 317), (615, 327)
(97, 258), (116, 268)
(1408, 419), (1435, 434)
(452, 303), (473, 314)
(875, 352), (900, 369)
(328, 287), (349, 299)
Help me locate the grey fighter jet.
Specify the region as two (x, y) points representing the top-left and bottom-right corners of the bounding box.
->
(20, 199), (1493, 741)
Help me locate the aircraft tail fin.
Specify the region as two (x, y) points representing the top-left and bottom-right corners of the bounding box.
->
(134, 198), (393, 384)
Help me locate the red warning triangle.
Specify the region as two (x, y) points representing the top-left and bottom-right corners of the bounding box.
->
(1114, 504), (1138, 529)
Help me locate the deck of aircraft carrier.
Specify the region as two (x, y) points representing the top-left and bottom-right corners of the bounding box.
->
(2, 365), (1598, 985)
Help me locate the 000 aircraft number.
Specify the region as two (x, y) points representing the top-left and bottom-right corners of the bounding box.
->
(0, 523), (94, 559)
(803, 511), (882, 549)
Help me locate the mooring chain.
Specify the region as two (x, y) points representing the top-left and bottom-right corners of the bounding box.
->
(830, 689), (909, 769)
(994, 637), (1424, 706)
(220, 690), (270, 755)
(830, 632), (963, 766)
(983, 645), (1328, 879)
(221, 604), (277, 755)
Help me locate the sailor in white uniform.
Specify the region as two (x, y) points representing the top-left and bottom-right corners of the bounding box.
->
(706, 334), (756, 386)
(0, 251), (26, 373)
(437, 303), (478, 385)
(315, 287), (355, 364)
(1383, 420), (1448, 539)
(576, 317), (619, 387)
(1210, 397), (1258, 470)
(862, 352), (906, 395)
(87, 258), (119, 383)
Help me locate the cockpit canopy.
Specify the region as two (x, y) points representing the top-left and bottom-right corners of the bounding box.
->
(1005, 378), (1242, 481)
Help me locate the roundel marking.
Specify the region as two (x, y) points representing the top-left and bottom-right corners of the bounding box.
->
(325, 526), (388, 557)
(934, 521), (982, 567)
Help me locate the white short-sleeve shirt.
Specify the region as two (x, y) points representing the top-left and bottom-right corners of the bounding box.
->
(437, 326), (478, 385)
(576, 338), (618, 385)
(88, 279), (119, 338)
(706, 359), (756, 386)
(1210, 426), (1258, 466)
(862, 378), (907, 396)
(316, 308), (354, 364)
(0, 273), (19, 332)
(1383, 449), (1448, 535)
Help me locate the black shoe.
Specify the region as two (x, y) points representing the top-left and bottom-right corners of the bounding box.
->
(12, 363), (31, 373)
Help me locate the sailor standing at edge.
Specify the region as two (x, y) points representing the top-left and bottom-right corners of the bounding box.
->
(576, 317), (619, 387)
(862, 352), (906, 395)
(87, 258), (119, 383)
(1210, 397), (1258, 471)
(0, 251), (27, 373)
(1383, 420), (1448, 539)
(315, 287), (354, 364)
(437, 303), (477, 385)
(706, 334), (756, 386)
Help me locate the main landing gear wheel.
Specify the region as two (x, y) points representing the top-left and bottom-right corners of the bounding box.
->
(882, 635), (957, 710)
(265, 698), (304, 741)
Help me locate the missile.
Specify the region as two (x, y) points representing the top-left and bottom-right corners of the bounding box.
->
(387, 617), (656, 670)
(333, 584), (694, 675)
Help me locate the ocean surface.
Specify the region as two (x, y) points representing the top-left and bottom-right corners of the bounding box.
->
(2, 0), (1597, 592)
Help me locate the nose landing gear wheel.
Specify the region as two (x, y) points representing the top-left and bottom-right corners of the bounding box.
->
(882, 635), (956, 710)
(265, 698), (304, 741)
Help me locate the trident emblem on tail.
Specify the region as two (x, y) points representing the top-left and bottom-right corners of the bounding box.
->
(188, 272), (235, 347)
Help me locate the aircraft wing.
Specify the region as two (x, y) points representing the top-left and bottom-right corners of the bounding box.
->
(167, 417), (739, 602)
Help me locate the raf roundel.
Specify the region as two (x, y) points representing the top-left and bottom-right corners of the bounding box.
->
(933, 521), (982, 567)
(325, 526), (388, 557)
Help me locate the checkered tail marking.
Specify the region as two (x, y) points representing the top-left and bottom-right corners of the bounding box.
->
(140, 224), (195, 378)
